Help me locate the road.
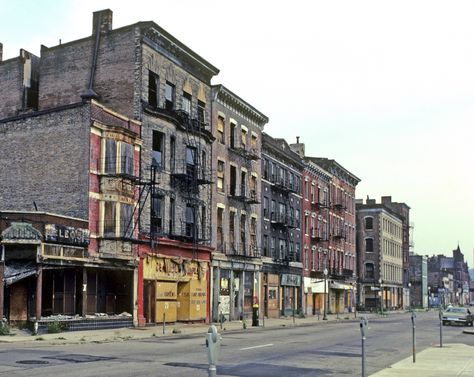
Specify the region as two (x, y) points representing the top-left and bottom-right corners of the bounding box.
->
(0, 311), (472, 376)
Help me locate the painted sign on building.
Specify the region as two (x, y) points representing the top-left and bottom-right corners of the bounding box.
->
(44, 224), (90, 246)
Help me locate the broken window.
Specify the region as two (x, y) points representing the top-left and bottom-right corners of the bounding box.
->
(151, 196), (163, 235)
(185, 204), (195, 238)
(152, 131), (164, 168)
(217, 116), (225, 144)
(197, 100), (205, 125)
(229, 212), (235, 251)
(148, 71), (159, 108)
(165, 82), (175, 110)
(217, 208), (224, 249)
(217, 160), (225, 192)
(240, 214), (246, 254)
(103, 201), (116, 237)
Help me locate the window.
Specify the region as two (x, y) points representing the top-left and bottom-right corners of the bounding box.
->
(250, 175), (257, 199)
(105, 139), (116, 174)
(365, 217), (373, 230)
(217, 116), (225, 144)
(165, 82), (175, 110)
(229, 212), (235, 251)
(201, 206), (206, 240)
(251, 134), (257, 151)
(241, 171), (247, 197)
(241, 128), (247, 149)
(270, 237), (276, 259)
(240, 214), (246, 253)
(365, 238), (374, 252)
(103, 201), (116, 237)
(310, 185), (315, 203)
(365, 263), (375, 279)
(186, 146), (196, 177)
(120, 142), (134, 176)
(295, 209), (301, 228)
(152, 131), (164, 168)
(271, 200), (276, 221)
(250, 217), (257, 253)
(120, 203), (133, 238)
(230, 165), (237, 196)
(182, 92), (191, 115)
(217, 208), (224, 249)
(217, 160), (225, 192)
(148, 71), (159, 108)
(197, 100), (205, 125)
(263, 197), (269, 218)
(230, 123), (237, 148)
(311, 249), (315, 270)
(151, 196), (163, 235)
(169, 198), (175, 234)
(185, 204), (195, 238)
(263, 235), (269, 256)
(170, 136), (175, 171)
(295, 242), (301, 262)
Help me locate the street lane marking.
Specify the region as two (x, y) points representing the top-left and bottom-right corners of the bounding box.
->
(240, 343), (274, 351)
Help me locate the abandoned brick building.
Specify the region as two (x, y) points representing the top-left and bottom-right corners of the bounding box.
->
(0, 9), (219, 326)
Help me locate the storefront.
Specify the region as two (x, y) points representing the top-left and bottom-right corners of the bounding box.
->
(303, 277), (327, 316)
(329, 281), (355, 313)
(212, 259), (261, 322)
(143, 255), (208, 323)
(281, 273), (301, 316)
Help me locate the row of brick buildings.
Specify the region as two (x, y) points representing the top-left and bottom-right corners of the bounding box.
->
(0, 9), (415, 327)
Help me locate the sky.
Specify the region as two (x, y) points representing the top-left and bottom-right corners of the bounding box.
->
(1, 0), (473, 266)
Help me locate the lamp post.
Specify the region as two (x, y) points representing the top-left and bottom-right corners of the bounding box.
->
(408, 282), (411, 310)
(323, 267), (328, 320)
(428, 286), (431, 309)
(378, 278), (383, 314)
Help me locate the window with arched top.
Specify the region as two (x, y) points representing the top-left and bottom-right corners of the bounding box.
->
(365, 216), (373, 230)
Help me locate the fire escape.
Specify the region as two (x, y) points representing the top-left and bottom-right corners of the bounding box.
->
(269, 171), (299, 264)
(226, 130), (261, 258)
(142, 101), (213, 259)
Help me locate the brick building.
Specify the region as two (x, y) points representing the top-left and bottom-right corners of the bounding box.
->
(0, 9), (221, 325)
(356, 197), (404, 310)
(261, 134), (304, 317)
(210, 85), (268, 322)
(427, 246), (470, 307)
(408, 254), (428, 308)
(0, 99), (141, 326)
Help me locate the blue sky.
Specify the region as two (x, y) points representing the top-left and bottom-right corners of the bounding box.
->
(2, 0), (474, 266)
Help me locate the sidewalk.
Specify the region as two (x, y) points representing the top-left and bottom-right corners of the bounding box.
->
(370, 343), (474, 376)
(0, 311), (382, 345)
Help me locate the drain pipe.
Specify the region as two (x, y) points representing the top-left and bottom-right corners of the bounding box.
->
(81, 14), (102, 100)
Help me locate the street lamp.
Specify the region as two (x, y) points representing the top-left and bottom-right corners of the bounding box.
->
(323, 267), (328, 320)
(378, 278), (383, 314)
(428, 286), (431, 309)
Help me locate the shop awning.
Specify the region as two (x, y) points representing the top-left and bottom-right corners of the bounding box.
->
(330, 282), (354, 290)
(4, 262), (37, 286)
(303, 277), (327, 293)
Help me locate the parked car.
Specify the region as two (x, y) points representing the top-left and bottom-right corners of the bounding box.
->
(442, 307), (474, 326)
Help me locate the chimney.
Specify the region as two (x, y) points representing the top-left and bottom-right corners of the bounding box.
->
(289, 137), (305, 158)
(381, 196), (392, 205)
(0, 43), (3, 62)
(92, 9), (113, 34)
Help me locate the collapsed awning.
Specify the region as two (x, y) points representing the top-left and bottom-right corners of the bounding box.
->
(4, 262), (37, 286)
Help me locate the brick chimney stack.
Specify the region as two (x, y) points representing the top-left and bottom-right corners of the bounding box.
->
(92, 9), (113, 34)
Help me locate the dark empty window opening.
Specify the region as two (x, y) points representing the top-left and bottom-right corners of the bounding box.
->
(197, 100), (205, 125)
(365, 263), (375, 279)
(365, 217), (373, 230)
(165, 82), (175, 110)
(365, 238), (374, 252)
(151, 196), (163, 236)
(148, 71), (159, 108)
(152, 131), (164, 168)
(230, 123), (237, 149)
(185, 205), (195, 238)
(230, 165), (237, 196)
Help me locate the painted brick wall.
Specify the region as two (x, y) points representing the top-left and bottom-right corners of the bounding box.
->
(0, 105), (90, 219)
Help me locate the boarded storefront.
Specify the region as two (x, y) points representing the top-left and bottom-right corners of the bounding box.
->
(143, 255), (208, 323)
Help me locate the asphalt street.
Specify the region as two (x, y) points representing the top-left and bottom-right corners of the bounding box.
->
(0, 311), (472, 376)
